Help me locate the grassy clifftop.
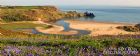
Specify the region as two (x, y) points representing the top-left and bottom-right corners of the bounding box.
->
(0, 6), (84, 22)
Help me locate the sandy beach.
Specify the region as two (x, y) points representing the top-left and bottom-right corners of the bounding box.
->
(65, 20), (140, 36)
(34, 20), (140, 36)
(34, 21), (78, 35)
(36, 26), (78, 35)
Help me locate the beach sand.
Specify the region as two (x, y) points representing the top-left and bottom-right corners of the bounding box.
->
(35, 21), (78, 35)
(65, 20), (140, 36)
(34, 20), (140, 36)
(36, 26), (78, 35)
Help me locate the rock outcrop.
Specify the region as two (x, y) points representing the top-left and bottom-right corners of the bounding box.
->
(84, 12), (95, 17)
(64, 11), (84, 17)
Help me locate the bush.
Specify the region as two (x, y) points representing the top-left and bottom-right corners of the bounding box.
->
(116, 26), (140, 32)
(135, 24), (140, 28)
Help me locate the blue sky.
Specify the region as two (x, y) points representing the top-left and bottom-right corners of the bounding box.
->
(0, 0), (140, 6)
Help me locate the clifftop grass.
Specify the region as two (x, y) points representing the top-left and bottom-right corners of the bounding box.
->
(0, 6), (84, 22)
(0, 22), (48, 30)
(0, 6), (63, 22)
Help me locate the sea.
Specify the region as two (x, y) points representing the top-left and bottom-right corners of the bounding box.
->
(58, 6), (140, 24)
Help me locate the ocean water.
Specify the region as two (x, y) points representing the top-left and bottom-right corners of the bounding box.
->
(58, 6), (140, 24)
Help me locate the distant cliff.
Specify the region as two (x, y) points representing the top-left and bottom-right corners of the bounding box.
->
(0, 6), (85, 22)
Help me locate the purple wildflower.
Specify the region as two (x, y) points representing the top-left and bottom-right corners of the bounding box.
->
(27, 53), (34, 56)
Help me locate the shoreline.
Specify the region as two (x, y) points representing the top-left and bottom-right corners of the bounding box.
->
(1, 20), (139, 36)
(65, 20), (140, 36)
(34, 21), (78, 35)
(66, 20), (135, 26)
(34, 20), (140, 36)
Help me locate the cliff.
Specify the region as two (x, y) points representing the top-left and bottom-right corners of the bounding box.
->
(0, 6), (85, 22)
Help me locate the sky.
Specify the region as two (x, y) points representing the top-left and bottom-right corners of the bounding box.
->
(0, 0), (140, 7)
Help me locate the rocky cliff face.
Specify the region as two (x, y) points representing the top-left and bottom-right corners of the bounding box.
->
(0, 6), (85, 22)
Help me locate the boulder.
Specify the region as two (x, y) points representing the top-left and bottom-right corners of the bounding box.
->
(84, 12), (95, 17)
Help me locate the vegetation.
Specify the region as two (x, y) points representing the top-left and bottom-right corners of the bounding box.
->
(0, 27), (139, 55)
(0, 6), (85, 22)
(135, 24), (140, 28)
(65, 11), (84, 17)
(0, 6), (139, 56)
(0, 7), (63, 22)
(116, 24), (140, 32)
(0, 22), (48, 30)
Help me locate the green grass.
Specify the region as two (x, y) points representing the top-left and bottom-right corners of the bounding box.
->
(0, 6), (139, 56)
(0, 28), (139, 55)
(0, 6), (63, 22)
(0, 29), (140, 51)
(0, 22), (49, 30)
(0, 27), (140, 49)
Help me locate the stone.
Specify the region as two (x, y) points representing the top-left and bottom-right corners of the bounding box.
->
(84, 12), (95, 17)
